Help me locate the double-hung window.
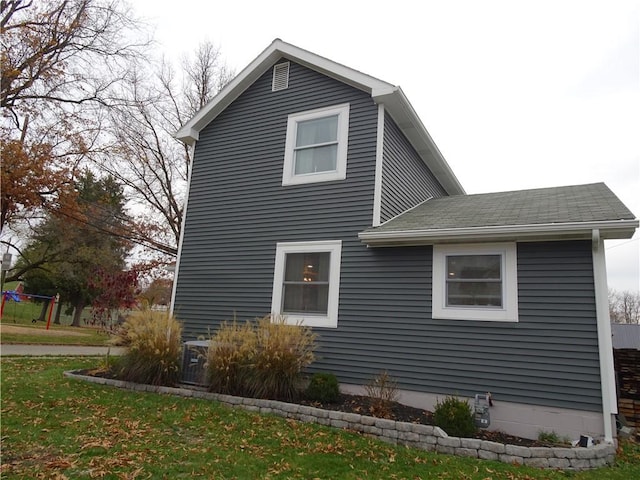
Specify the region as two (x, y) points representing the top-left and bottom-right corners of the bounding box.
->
(271, 240), (342, 328)
(432, 243), (518, 322)
(282, 104), (349, 185)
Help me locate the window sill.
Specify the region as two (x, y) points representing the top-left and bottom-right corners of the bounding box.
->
(432, 308), (519, 322)
(282, 314), (337, 329)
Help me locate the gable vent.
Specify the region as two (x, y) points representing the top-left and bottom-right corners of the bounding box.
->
(272, 62), (290, 91)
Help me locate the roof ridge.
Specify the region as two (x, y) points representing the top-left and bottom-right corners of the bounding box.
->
(452, 182), (608, 199)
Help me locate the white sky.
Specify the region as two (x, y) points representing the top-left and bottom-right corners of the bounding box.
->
(132, 0), (639, 292)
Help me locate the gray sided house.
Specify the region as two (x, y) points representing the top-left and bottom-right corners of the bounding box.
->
(172, 39), (638, 442)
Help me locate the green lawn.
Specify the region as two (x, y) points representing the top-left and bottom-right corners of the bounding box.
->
(1, 282), (97, 328)
(1, 286), (112, 345)
(1, 357), (638, 479)
(1, 296), (49, 323)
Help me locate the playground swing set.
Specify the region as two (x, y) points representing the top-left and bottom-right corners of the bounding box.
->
(0, 290), (59, 330)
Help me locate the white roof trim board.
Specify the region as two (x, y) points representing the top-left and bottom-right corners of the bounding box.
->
(175, 38), (465, 196)
(358, 219), (639, 246)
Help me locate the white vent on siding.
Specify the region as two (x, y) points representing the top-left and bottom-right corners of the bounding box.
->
(272, 62), (290, 91)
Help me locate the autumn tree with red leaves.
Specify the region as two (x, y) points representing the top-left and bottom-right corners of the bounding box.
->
(89, 267), (140, 328)
(1, 0), (148, 250)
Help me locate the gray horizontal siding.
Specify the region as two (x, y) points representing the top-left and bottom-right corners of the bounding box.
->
(175, 59), (602, 413)
(308, 240), (601, 412)
(174, 59), (378, 334)
(380, 113), (447, 222)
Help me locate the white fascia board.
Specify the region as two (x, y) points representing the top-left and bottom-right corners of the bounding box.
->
(279, 41), (395, 94)
(175, 127), (200, 146)
(358, 219), (639, 246)
(175, 39), (396, 144)
(373, 87), (465, 196)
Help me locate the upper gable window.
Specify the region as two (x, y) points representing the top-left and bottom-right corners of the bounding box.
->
(432, 243), (519, 322)
(282, 104), (350, 186)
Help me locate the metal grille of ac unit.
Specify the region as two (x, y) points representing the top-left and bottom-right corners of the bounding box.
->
(272, 62), (290, 91)
(181, 340), (210, 386)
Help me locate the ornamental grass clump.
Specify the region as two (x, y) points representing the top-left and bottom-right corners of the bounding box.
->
(206, 315), (316, 401)
(433, 395), (477, 438)
(206, 319), (257, 396)
(112, 310), (182, 386)
(249, 315), (316, 401)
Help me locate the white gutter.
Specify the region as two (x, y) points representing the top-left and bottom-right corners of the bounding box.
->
(359, 219), (639, 245)
(591, 229), (617, 443)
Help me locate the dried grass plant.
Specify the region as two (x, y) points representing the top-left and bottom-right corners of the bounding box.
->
(113, 310), (183, 386)
(206, 315), (316, 401)
(249, 315), (316, 401)
(365, 370), (400, 418)
(206, 319), (257, 396)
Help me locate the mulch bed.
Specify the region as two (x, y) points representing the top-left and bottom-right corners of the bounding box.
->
(299, 393), (554, 447)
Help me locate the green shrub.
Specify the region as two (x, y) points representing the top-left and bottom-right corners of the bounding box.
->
(206, 315), (317, 401)
(306, 372), (340, 403)
(112, 310), (182, 386)
(206, 319), (257, 396)
(433, 396), (477, 437)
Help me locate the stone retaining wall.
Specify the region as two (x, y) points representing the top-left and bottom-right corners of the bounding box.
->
(65, 371), (616, 470)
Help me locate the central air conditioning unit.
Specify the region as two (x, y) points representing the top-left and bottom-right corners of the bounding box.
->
(181, 340), (210, 386)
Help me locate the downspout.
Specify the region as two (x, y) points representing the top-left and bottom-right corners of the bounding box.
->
(592, 228), (617, 443)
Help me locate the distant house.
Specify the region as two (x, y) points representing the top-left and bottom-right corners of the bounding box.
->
(170, 39), (638, 442)
(611, 323), (640, 350)
(611, 324), (640, 430)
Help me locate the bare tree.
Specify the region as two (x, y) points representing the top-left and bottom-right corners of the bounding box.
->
(609, 289), (640, 324)
(1, 0), (148, 120)
(2, 2), (231, 275)
(183, 41), (233, 114)
(97, 41), (234, 258)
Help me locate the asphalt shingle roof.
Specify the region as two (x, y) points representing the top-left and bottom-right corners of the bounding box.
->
(367, 183), (636, 233)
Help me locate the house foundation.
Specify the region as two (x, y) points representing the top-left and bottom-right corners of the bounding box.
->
(340, 383), (608, 442)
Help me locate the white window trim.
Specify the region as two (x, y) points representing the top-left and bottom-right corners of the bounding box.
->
(271, 240), (342, 328)
(282, 104), (349, 186)
(432, 243), (518, 322)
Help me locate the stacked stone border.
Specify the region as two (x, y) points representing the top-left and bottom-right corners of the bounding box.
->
(64, 371), (615, 470)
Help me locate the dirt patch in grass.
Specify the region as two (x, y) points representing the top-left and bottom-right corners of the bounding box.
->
(0, 325), (90, 337)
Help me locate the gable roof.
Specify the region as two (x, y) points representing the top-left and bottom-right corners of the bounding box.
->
(175, 38), (465, 196)
(359, 183), (638, 246)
